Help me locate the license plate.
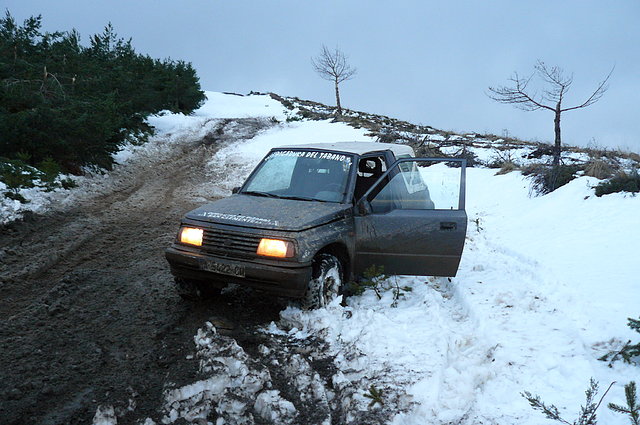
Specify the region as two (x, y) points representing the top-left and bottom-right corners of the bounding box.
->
(201, 259), (245, 278)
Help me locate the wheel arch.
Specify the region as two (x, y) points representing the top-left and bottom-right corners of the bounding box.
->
(314, 242), (351, 281)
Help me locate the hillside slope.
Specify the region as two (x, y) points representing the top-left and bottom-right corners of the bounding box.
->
(0, 92), (638, 425)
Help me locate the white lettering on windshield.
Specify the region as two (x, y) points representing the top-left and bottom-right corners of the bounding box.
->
(267, 150), (352, 165)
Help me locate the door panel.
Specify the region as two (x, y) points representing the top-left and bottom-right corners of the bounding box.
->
(354, 158), (467, 277)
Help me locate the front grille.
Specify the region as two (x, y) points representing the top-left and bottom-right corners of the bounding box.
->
(201, 227), (261, 258)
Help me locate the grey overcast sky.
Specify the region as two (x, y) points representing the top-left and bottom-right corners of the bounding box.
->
(5, 1), (640, 152)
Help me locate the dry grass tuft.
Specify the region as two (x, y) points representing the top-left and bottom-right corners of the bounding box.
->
(520, 163), (546, 176)
(495, 161), (518, 175)
(584, 159), (617, 179)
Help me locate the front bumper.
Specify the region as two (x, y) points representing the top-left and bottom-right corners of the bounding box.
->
(165, 245), (312, 298)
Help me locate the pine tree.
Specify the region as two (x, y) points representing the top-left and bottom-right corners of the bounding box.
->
(600, 317), (640, 366)
(522, 379), (614, 425)
(0, 11), (205, 188)
(608, 382), (640, 425)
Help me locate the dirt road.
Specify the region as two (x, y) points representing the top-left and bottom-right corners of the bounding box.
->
(0, 119), (293, 424)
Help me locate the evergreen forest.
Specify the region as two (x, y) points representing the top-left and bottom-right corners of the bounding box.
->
(0, 11), (205, 198)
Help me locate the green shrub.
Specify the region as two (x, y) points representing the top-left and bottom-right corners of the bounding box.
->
(608, 381), (640, 425)
(285, 115), (302, 122)
(1, 156), (76, 201)
(0, 158), (39, 193)
(524, 379), (640, 425)
(595, 171), (640, 197)
(364, 385), (384, 408)
(37, 158), (62, 191)
(528, 164), (582, 194)
(352, 265), (387, 299)
(60, 177), (77, 190)
(523, 378), (614, 425)
(600, 317), (640, 365)
(351, 265), (413, 307)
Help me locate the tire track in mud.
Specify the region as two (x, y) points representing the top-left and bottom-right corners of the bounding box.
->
(0, 118), (287, 425)
(1, 144), (201, 318)
(0, 145), (212, 424)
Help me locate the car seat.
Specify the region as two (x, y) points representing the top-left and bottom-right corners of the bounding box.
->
(354, 157), (384, 200)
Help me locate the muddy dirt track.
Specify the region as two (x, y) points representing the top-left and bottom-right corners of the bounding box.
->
(0, 119), (299, 424)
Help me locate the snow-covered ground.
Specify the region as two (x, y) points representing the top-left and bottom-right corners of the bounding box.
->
(272, 171), (640, 424)
(142, 93), (639, 424)
(2, 92), (638, 424)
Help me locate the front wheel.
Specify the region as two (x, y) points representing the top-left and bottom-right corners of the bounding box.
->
(174, 277), (222, 301)
(302, 254), (343, 309)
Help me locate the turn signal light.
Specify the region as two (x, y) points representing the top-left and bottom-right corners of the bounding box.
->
(256, 238), (294, 258)
(180, 227), (203, 246)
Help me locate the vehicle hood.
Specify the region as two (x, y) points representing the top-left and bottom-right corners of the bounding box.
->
(184, 194), (352, 231)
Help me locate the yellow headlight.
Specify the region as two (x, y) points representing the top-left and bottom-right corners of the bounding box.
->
(256, 238), (294, 258)
(180, 227), (203, 246)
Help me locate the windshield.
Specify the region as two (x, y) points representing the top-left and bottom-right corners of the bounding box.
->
(242, 150), (353, 202)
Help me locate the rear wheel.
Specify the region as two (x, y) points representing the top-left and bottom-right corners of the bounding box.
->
(174, 277), (222, 300)
(302, 254), (343, 309)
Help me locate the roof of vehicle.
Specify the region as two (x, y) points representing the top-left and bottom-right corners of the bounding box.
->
(276, 142), (415, 157)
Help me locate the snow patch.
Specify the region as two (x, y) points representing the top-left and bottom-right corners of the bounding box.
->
(157, 322), (297, 425)
(195, 91), (288, 120)
(93, 405), (117, 425)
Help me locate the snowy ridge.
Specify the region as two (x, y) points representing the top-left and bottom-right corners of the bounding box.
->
(3, 91), (639, 224)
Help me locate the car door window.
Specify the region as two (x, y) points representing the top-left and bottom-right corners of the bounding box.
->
(368, 159), (463, 213)
(416, 161), (462, 210)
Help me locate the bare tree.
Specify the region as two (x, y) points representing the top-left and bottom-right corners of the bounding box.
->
(488, 60), (613, 166)
(312, 45), (357, 116)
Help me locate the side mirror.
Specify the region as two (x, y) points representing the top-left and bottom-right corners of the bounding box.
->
(356, 199), (371, 216)
(232, 187), (241, 194)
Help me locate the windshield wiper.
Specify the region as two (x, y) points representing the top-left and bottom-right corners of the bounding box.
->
(241, 191), (280, 198)
(242, 192), (332, 202)
(277, 195), (329, 202)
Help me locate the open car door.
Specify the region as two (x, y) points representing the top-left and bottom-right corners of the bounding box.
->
(354, 158), (467, 277)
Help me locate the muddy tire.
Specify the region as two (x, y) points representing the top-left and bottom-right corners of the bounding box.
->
(174, 277), (222, 300)
(302, 254), (343, 309)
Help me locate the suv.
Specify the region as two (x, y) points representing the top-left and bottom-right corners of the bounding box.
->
(165, 142), (467, 308)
